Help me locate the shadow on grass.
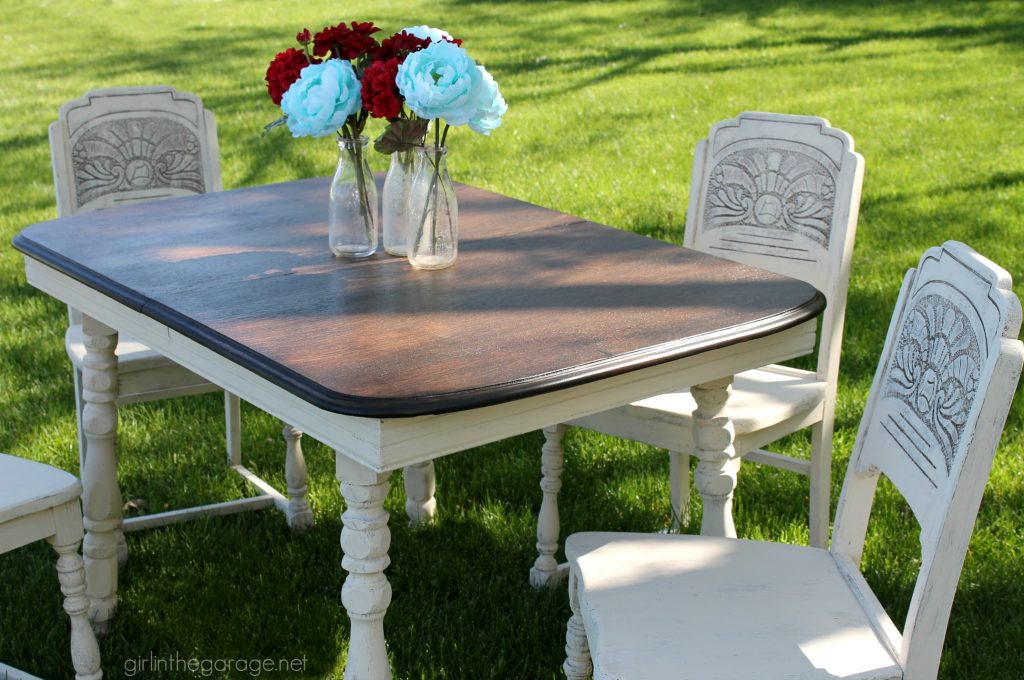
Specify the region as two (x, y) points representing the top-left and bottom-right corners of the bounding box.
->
(861, 171), (1024, 212)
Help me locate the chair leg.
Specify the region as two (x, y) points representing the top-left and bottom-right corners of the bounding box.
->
(668, 451), (691, 532)
(808, 416), (835, 549)
(530, 424), (568, 588)
(563, 567), (593, 680)
(282, 423), (314, 533)
(50, 504), (103, 680)
(691, 377), (739, 538)
(403, 460), (437, 525)
(225, 392), (242, 467)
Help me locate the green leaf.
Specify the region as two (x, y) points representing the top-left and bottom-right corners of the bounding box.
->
(374, 118), (430, 154)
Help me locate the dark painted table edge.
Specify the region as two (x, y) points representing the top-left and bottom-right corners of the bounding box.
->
(12, 233), (826, 419)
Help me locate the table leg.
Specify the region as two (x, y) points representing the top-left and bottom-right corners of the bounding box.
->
(337, 453), (393, 680)
(283, 423), (314, 533)
(530, 424), (568, 588)
(74, 364), (128, 569)
(691, 376), (739, 538)
(79, 315), (123, 632)
(403, 461), (436, 525)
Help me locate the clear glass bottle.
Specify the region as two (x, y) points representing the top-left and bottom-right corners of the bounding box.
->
(407, 145), (458, 270)
(381, 149), (418, 256)
(329, 135), (378, 259)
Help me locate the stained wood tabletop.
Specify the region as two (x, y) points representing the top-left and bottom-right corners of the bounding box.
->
(14, 177), (825, 417)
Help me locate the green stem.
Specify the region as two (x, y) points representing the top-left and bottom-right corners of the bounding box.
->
(437, 125), (453, 220)
(344, 136), (374, 238)
(415, 149), (441, 256)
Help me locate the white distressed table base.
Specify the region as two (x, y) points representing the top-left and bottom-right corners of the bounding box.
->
(80, 315), (122, 631)
(338, 454), (393, 680)
(691, 377), (738, 538)
(530, 424), (569, 588)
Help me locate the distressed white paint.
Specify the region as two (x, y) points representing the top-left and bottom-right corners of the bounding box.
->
(402, 460), (437, 525)
(79, 315), (121, 632)
(283, 423), (314, 533)
(562, 242), (1023, 680)
(337, 454), (393, 680)
(0, 453), (103, 679)
(530, 425), (570, 588)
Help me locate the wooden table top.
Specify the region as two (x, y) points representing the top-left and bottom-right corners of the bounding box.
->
(14, 177), (824, 417)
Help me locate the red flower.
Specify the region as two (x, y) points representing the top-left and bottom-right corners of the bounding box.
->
(374, 31), (430, 62)
(313, 21), (380, 60)
(361, 58), (403, 119)
(296, 28), (311, 44)
(265, 47), (309, 106)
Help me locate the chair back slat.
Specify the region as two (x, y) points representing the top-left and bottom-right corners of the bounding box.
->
(832, 241), (1023, 677)
(684, 112), (864, 383)
(49, 86), (221, 217)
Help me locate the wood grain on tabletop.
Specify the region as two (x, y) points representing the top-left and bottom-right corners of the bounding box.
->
(14, 177), (824, 416)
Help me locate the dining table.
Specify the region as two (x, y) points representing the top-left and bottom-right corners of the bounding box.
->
(13, 175), (824, 679)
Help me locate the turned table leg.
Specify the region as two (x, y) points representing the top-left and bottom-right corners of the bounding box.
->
(337, 453), (393, 680)
(80, 314), (123, 632)
(691, 377), (739, 538)
(403, 460), (436, 525)
(283, 423), (314, 533)
(530, 424), (568, 588)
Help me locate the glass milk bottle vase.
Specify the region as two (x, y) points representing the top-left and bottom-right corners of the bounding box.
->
(329, 135), (378, 258)
(407, 145), (458, 270)
(381, 149), (418, 256)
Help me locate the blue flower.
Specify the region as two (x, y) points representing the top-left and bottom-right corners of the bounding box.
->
(469, 65), (507, 135)
(396, 41), (482, 126)
(281, 59), (361, 138)
(401, 25), (454, 44)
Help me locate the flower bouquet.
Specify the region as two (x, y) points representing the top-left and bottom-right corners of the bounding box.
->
(265, 22), (507, 268)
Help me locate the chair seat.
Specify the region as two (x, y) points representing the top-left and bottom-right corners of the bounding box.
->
(631, 364), (826, 435)
(0, 453), (81, 524)
(571, 365), (827, 453)
(567, 532), (901, 680)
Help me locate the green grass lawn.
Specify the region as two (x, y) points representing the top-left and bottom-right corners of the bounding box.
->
(2, 0), (1023, 678)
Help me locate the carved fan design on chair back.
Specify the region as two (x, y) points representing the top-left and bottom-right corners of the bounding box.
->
(702, 144), (838, 261)
(853, 244), (1015, 520)
(883, 294), (981, 478)
(52, 87), (220, 216)
(71, 117), (205, 207)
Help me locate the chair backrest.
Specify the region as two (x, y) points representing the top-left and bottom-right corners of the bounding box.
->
(684, 112), (864, 384)
(831, 241), (1023, 678)
(49, 86), (221, 217)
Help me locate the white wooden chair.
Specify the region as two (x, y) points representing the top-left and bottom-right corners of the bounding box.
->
(561, 241), (1023, 680)
(0, 453), (103, 679)
(532, 113), (864, 589)
(49, 87), (313, 549)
